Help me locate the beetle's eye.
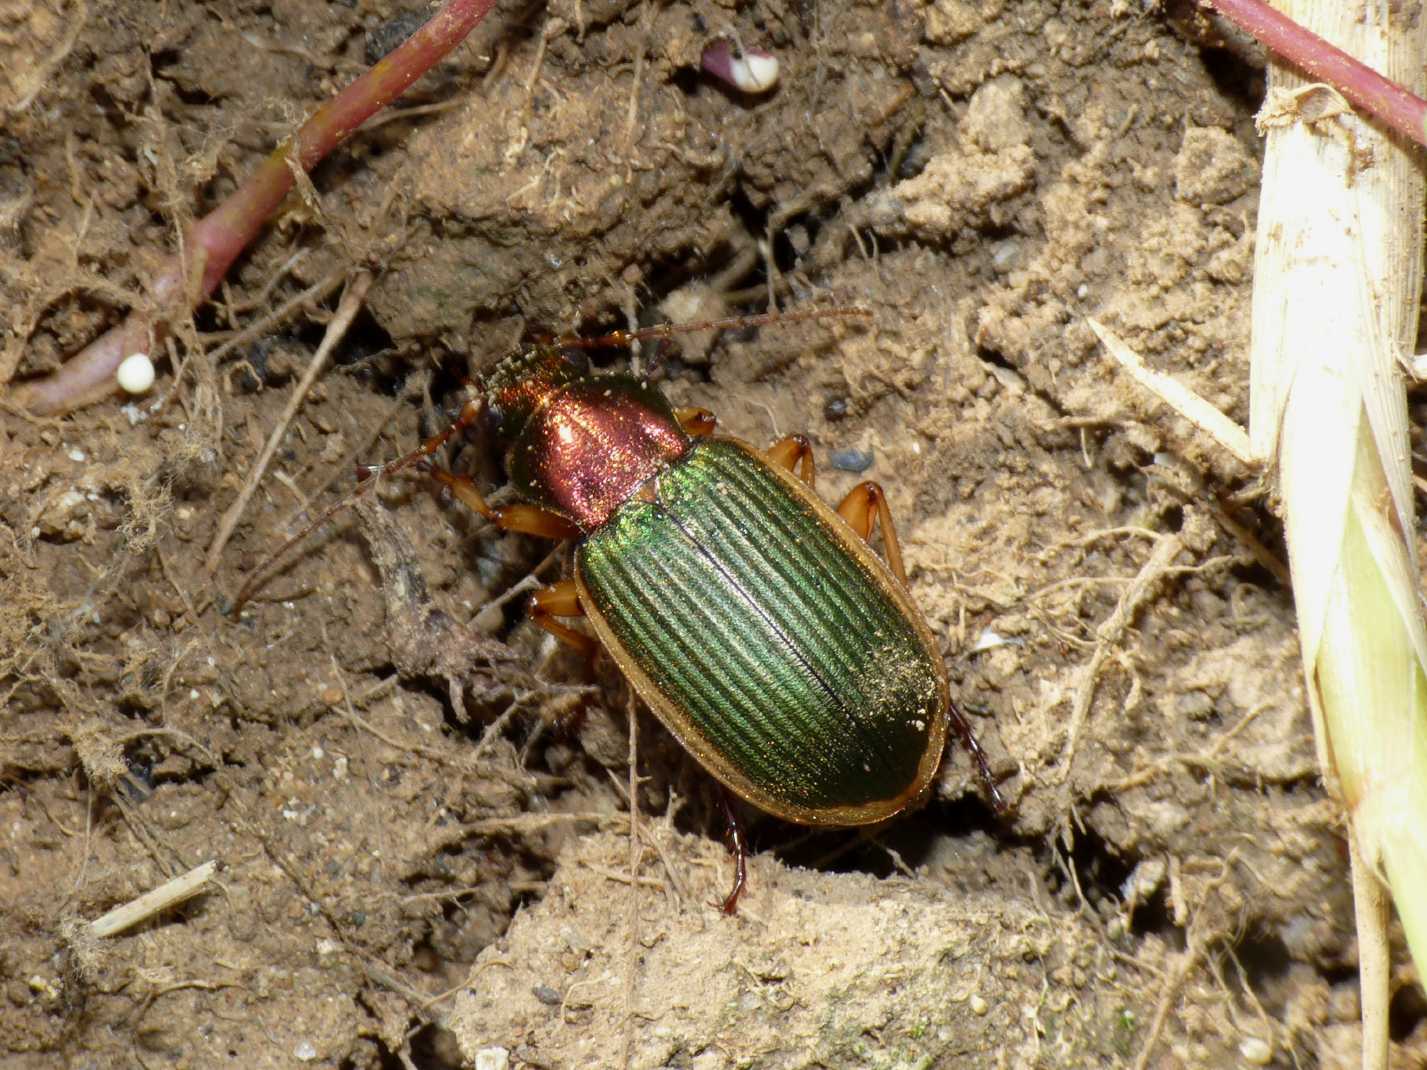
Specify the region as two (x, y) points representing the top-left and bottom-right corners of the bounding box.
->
(556, 348), (591, 376)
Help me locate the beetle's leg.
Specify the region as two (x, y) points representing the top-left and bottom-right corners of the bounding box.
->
(835, 482), (907, 586)
(718, 790), (749, 915)
(948, 700), (1007, 814)
(674, 407), (718, 437)
(488, 503), (581, 540)
(528, 580), (598, 657)
(765, 434), (816, 487)
(421, 463), (581, 540)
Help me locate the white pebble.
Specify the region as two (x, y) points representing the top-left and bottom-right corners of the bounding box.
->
(1239, 1037), (1272, 1065)
(116, 353), (155, 395)
(971, 629), (1008, 653)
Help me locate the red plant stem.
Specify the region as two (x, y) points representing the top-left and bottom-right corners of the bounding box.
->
(1207, 0), (1427, 147)
(14, 0), (498, 415)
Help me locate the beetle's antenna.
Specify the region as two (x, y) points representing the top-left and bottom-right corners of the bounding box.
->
(354, 390), (485, 482)
(558, 306), (872, 351)
(229, 390), (487, 615)
(228, 481), (379, 615)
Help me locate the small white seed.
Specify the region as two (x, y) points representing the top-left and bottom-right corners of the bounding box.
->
(728, 50), (779, 93)
(116, 353), (156, 395)
(701, 40), (780, 95)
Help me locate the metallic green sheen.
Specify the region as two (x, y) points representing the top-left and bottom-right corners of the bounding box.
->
(576, 439), (939, 815)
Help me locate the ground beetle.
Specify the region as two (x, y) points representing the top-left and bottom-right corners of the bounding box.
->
(260, 309), (1002, 911)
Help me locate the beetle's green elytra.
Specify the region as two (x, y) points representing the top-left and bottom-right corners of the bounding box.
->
(576, 437), (949, 825)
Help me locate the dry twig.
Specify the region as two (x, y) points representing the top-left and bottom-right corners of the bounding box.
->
(204, 271), (372, 572)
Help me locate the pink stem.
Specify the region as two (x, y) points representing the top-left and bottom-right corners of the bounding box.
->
(14, 0), (498, 415)
(1207, 0), (1427, 147)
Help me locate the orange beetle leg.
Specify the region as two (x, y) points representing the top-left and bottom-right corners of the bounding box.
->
(765, 433), (816, 487)
(836, 481), (906, 586)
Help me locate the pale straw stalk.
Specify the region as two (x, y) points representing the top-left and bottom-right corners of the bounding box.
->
(1252, 1), (1427, 1064)
(1095, 2), (1427, 1062)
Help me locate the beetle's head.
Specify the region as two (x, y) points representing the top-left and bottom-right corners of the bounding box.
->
(480, 345), (590, 445)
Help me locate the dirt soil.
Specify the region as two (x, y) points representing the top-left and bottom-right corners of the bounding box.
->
(3, 0), (1425, 1067)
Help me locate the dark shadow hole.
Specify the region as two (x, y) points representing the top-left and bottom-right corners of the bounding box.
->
(1391, 979), (1427, 1043)
(1197, 44), (1267, 112)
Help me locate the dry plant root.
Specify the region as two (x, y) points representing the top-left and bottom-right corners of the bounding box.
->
(8, 0), (499, 416)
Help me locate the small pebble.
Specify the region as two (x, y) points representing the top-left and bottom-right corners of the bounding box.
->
(293, 1039), (317, 1061)
(828, 447), (874, 473)
(365, 10), (427, 63)
(1238, 1037), (1272, 1065)
(116, 353), (155, 395)
(991, 239), (1021, 269)
(969, 993), (988, 1016)
(970, 629), (1018, 653)
(532, 984), (561, 1006)
(475, 1047), (510, 1070)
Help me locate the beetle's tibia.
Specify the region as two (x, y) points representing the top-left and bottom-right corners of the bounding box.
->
(718, 792), (749, 915)
(948, 700), (1006, 813)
